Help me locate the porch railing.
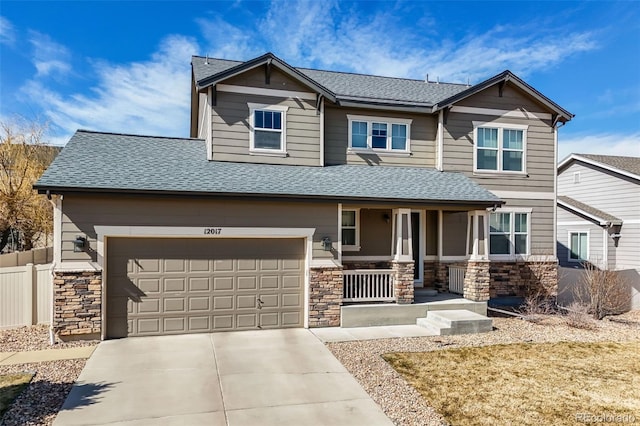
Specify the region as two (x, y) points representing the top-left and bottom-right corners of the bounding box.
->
(448, 266), (465, 295)
(343, 269), (395, 302)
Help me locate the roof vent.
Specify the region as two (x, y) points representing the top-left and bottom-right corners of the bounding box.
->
(204, 55), (209, 65)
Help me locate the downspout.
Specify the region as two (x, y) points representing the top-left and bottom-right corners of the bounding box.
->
(47, 192), (62, 345)
(553, 124), (558, 260)
(436, 110), (444, 171)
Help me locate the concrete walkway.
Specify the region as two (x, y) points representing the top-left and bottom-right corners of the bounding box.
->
(53, 329), (393, 426)
(0, 346), (97, 365)
(311, 324), (436, 342)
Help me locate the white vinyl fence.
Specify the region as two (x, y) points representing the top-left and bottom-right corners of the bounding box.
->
(0, 263), (53, 329)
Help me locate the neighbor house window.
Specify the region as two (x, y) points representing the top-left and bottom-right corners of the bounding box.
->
(341, 209), (360, 250)
(348, 115), (411, 153)
(248, 103), (288, 154)
(474, 122), (527, 173)
(569, 232), (588, 261)
(489, 211), (529, 256)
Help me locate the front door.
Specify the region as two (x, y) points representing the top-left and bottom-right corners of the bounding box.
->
(411, 211), (423, 285)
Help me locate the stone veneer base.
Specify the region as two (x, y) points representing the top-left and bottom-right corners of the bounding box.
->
(53, 271), (102, 339)
(309, 267), (343, 327)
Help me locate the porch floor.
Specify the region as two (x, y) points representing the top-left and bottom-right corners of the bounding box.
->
(414, 289), (464, 303)
(340, 291), (487, 328)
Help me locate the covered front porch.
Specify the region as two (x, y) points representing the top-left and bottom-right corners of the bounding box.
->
(339, 205), (493, 305)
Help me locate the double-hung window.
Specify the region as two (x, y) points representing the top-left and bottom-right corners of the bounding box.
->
(489, 211), (530, 256)
(248, 103), (288, 154)
(347, 115), (411, 153)
(568, 232), (588, 262)
(474, 122), (527, 173)
(341, 209), (360, 250)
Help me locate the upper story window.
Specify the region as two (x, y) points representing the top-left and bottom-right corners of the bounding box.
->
(347, 115), (412, 153)
(489, 210), (530, 256)
(248, 103), (289, 155)
(473, 122), (528, 174)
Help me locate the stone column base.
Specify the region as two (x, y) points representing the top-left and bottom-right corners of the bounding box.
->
(309, 267), (343, 327)
(463, 260), (490, 302)
(392, 260), (414, 304)
(53, 271), (102, 340)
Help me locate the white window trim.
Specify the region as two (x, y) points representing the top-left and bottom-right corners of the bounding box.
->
(472, 121), (528, 175)
(568, 230), (589, 263)
(347, 114), (412, 154)
(248, 103), (289, 155)
(341, 208), (361, 251)
(487, 208), (532, 260)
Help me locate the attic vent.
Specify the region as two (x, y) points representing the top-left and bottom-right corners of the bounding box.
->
(573, 171), (581, 184)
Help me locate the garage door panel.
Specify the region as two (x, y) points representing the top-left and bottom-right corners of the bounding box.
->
(107, 238), (304, 338)
(189, 297), (210, 311)
(213, 276), (233, 290)
(213, 295), (233, 310)
(189, 259), (210, 272)
(237, 295), (256, 309)
(282, 293), (300, 307)
(282, 275), (301, 289)
(237, 259), (257, 271)
(164, 278), (186, 292)
(189, 277), (211, 292)
(137, 259), (160, 273)
(138, 298), (161, 313)
(260, 276), (279, 289)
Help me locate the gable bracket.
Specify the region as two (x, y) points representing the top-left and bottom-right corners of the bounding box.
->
(316, 94), (324, 116)
(498, 80), (506, 97)
(443, 106), (452, 125)
(551, 113), (560, 127)
(265, 59), (272, 85)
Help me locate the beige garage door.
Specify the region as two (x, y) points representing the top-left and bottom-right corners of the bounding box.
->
(106, 238), (305, 338)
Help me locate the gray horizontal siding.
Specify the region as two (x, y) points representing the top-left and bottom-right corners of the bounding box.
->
(557, 207), (604, 267)
(324, 105), (437, 167)
(558, 162), (640, 218)
(211, 91), (320, 166)
(224, 66), (311, 92)
(443, 84), (555, 192)
(615, 223), (640, 270)
(503, 199), (555, 255)
(60, 196), (337, 263)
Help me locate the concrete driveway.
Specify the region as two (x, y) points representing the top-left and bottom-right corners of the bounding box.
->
(53, 329), (393, 425)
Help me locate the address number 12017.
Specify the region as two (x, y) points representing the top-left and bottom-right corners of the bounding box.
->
(204, 228), (222, 235)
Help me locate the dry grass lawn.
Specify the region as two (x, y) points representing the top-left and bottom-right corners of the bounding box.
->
(0, 373), (34, 418)
(384, 341), (640, 425)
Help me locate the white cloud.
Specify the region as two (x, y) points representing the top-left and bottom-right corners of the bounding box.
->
(28, 31), (72, 78)
(0, 16), (15, 46)
(22, 35), (200, 139)
(194, 2), (598, 83)
(558, 132), (640, 161)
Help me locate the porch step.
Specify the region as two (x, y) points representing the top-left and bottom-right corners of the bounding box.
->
(340, 299), (487, 327)
(416, 309), (493, 335)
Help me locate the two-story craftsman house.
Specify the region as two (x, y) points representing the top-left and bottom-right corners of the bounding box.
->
(36, 52), (573, 340)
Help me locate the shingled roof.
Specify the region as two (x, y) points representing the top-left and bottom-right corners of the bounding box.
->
(557, 196), (622, 226)
(34, 130), (501, 206)
(191, 53), (573, 121)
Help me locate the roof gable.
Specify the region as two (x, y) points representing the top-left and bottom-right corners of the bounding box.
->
(558, 153), (640, 181)
(557, 195), (622, 226)
(433, 70), (573, 123)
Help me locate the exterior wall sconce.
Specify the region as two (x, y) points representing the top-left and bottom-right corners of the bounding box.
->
(73, 235), (86, 252)
(383, 213), (391, 224)
(322, 237), (332, 251)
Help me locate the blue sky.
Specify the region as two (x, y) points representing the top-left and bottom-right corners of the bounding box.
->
(1, 0), (639, 159)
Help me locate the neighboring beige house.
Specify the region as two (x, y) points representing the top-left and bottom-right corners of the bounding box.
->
(35, 52), (573, 340)
(557, 154), (640, 309)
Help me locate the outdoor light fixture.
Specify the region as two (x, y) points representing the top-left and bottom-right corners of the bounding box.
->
(383, 213), (391, 223)
(322, 237), (332, 251)
(73, 235), (86, 252)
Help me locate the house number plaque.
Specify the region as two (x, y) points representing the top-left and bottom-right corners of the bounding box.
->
(203, 228), (222, 235)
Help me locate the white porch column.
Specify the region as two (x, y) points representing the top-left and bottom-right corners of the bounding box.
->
(392, 208), (413, 261)
(468, 210), (488, 260)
